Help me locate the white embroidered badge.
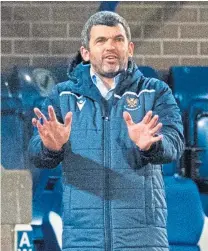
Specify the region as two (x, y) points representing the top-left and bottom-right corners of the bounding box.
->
(77, 99), (86, 111)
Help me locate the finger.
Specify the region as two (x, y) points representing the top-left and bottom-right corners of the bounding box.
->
(150, 123), (163, 135)
(123, 111), (134, 126)
(48, 105), (57, 122)
(36, 120), (45, 134)
(64, 112), (73, 128)
(32, 118), (38, 127)
(148, 114), (159, 129)
(151, 134), (163, 143)
(34, 108), (47, 123)
(142, 111), (153, 124)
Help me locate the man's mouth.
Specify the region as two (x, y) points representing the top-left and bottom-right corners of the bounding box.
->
(104, 54), (118, 60)
(104, 55), (118, 63)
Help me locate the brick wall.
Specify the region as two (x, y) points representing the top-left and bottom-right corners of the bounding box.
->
(1, 1), (208, 71)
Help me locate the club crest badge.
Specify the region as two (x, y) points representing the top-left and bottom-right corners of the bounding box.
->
(124, 96), (140, 111)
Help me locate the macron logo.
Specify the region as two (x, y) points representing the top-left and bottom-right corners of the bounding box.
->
(77, 100), (86, 111)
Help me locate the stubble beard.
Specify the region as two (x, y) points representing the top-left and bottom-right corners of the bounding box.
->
(94, 59), (127, 78)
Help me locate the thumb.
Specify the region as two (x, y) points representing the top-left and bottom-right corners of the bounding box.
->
(123, 111), (134, 127)
(64, 112), (73, 128)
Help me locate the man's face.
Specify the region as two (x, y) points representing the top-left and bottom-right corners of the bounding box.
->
(81, 24), (134, 78)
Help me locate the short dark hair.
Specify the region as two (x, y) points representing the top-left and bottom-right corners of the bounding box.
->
(81, 11), (131, 48)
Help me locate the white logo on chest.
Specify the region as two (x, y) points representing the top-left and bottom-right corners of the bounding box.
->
(77, 99), (86, 111)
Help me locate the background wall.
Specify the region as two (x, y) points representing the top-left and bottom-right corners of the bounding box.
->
(1, 1), (208, 72)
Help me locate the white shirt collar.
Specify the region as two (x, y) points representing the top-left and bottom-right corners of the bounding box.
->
(90, 67), (120, 100)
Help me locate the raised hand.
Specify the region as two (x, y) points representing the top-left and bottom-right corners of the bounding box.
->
(123, 110), (163, 151)
(32, 105), (73, 151)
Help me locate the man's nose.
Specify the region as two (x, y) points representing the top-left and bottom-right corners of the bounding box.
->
(105, 39), (116, 50)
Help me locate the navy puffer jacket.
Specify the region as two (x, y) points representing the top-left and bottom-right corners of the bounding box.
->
(29, 61), (184, 251)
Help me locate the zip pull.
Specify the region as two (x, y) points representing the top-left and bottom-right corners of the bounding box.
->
(105, 116), (109, 121)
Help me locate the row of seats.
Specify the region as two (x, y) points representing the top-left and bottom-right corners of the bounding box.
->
(168, 67), (208, 219)
(1, 65), (208, 251)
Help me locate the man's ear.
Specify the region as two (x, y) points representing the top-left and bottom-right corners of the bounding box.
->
(128, 42), (134, 58)
(80, 46), (90, 62)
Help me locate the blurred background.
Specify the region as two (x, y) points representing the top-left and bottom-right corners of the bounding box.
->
(1, 1), (208, 251)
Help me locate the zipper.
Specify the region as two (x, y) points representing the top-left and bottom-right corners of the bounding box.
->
(103, 115), (111, 251)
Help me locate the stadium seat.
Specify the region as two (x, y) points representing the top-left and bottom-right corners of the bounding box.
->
(169, 66), (208, 113)
(169, 66), (208, 148)
(138, 65), (159, 79)
(169, 66), (208, 215)
(200, 194), (208, 221)
(165, 175), (208, 251)
(32, 165), (62, 251)
(188, 99), (208, 179)
(41, 211), (62, 251)
(192, 108), (208, 216)
(1, 97), (25, 169)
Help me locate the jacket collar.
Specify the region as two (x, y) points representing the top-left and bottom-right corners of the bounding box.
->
(67, 59), (144, 102)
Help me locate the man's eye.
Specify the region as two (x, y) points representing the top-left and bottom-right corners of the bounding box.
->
(115, 37), (124, 42)
(96, 38), (106, 43)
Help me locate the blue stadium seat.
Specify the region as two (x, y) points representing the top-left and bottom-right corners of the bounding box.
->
(169, 66), (207, 143)
(169, 66), (208, 215)
(165, 175), (207, 251)
(196, 115), (208, 177)
(32, 165), (62, 250)
(200, 193), (208, 221)
(162, 162), (178, 176)
(169, 66), (208, 113)
(188, 100), (208, 180)
(170, 247), (199, 251)
(1, 97), (25, 169)
(41, 211), (62, 251)
(138, 65), (159, 79)
(194, 111), (208, 216)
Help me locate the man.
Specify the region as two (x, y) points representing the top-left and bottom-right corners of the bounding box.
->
(29, 11), (184, 251)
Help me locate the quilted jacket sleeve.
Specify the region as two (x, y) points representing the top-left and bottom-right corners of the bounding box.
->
(140, 80), (184, 165)
(28, 85), (65, 169)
